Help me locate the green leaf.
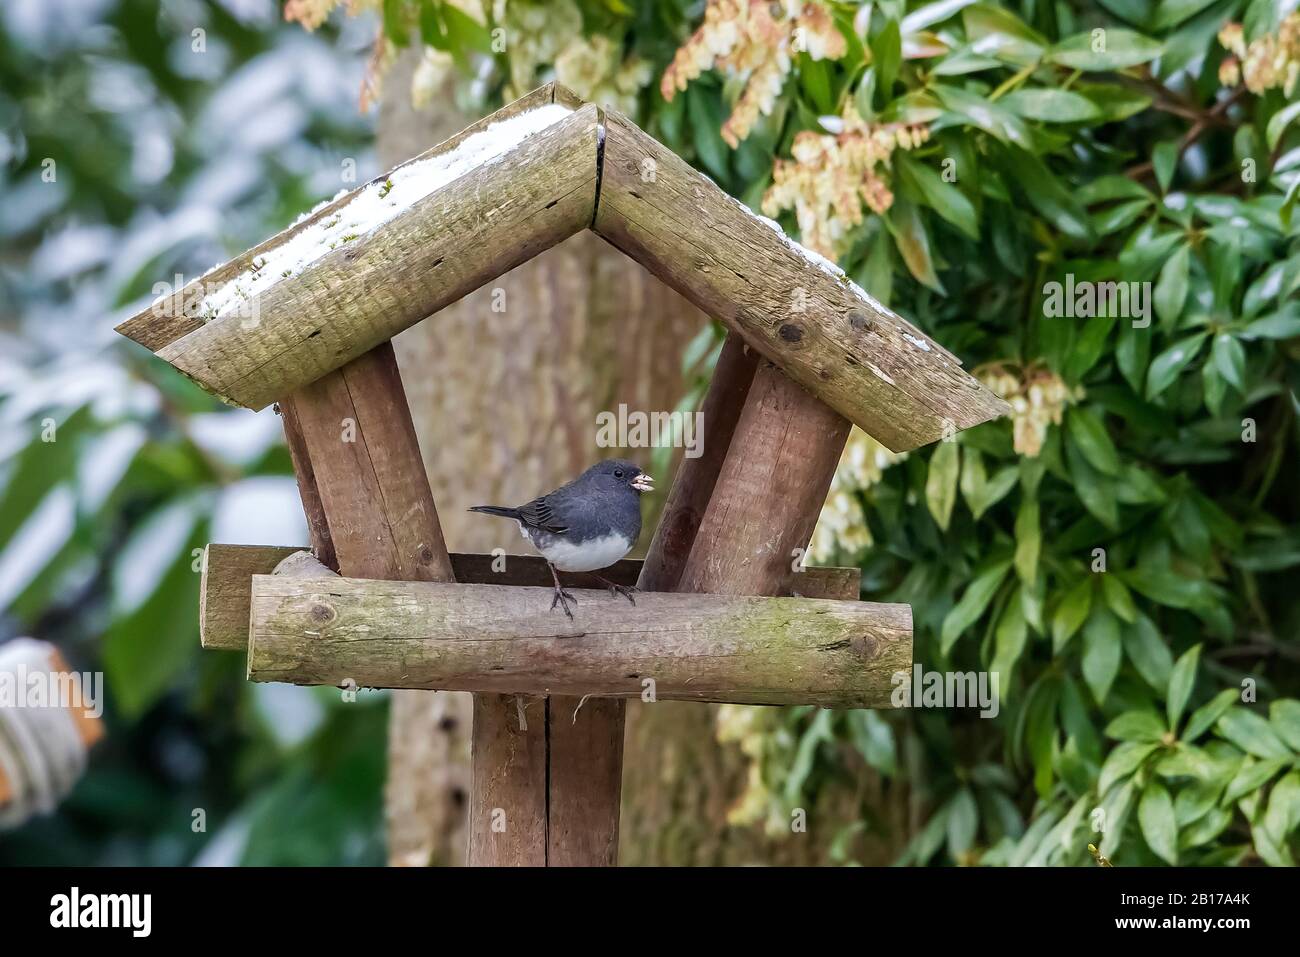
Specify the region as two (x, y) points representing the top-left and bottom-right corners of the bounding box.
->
(686, 87), (731, 182)
(1077, 175), (1154, 205)
(1078, 83), (1152, 122)
(1121, 566), (1208, 610)
(896, 154), (979, 240)
(902, 0), (980, 33)
(1270, 700), (1300, 752)
(941, 560), (1012, 653)
(854, 66), (877, 121)
(1211, 333), (1246, 391)
(961, 3), (1046, 67)
(887, 197), (945, 292)
(1066, 436), (1119, 529)
(1167, 644), (1200, 732)
(1066, 313), (1118, 381)
(935, 85), (1032, 148)
(873, 18), (902, 95)
(1151, 0), (1219, 29)
(925, 440), (960, 530)
(1139, 780), (1178, 864)
(1267, 100), (1300, 150)
(1052, 577), (1093, 652)
(848, 709), (897, 775)
(947, 787), (979, 856)
(1106, 710), (1166, 742)
(1122, 613), (1173, 692)
(1102, 575), (1138, 623)
(965, 463), (1017, 519)
(1153, 244), (1190, 327)
(382, 0), (411, 46)
(1066, 407), (1120, 476)
(1001, 147), (1093, 241)
(1013, 496), (1040, 584)
(1146, 332), (1207, 399)
(1241, 307), (1300, 340)
(1263, 771), (1300, 846)
(1224, 757), (1288, 804)
(1217, 709), (1294, 759)
(1001, 87), (1102, 122)
(1153, 140), (1179, 193)
(440, 3), (494, 54)
(1082, 607), (1122, 704)
(1183, 688), (1239, 742)
(992, 588), (1029, 679)
(1099, 741), (1159, 795)
(1047, 29), (1163, 71)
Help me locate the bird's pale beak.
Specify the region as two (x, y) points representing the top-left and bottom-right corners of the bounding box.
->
(631, 472), (654, 493)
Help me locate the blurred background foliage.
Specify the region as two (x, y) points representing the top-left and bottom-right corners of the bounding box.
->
(3, 0), (1300, 866)
(0, 0), (385, 864)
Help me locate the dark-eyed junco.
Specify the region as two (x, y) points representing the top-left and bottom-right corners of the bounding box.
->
(468, 458), (654, 618)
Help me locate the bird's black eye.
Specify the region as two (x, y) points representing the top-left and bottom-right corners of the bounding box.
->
(614, 469), (624, 479)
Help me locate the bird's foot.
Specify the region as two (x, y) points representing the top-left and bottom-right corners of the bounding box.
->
(597, 576), (637, 606)
(550, 585), (578, 620)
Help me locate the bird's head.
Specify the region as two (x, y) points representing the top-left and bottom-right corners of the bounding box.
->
(587, 458), (654, 495)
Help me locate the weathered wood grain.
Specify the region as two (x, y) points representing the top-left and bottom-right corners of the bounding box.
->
(593, 109), (1008, 452)
(247, 576), (911, 707)
(679, 362), (852, 596)
(199, 543), (859, 651)
(120, 94), (600, 410)
(469, 693), (547, 866)
(637, 333), (758, 593)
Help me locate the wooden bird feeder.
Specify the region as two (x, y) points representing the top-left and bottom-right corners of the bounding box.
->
(117, 83), (1008, 866)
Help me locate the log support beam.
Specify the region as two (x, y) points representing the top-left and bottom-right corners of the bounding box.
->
(247, 574), (911, 707)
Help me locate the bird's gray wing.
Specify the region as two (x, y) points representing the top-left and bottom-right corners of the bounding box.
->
(516, 496), (568, 534)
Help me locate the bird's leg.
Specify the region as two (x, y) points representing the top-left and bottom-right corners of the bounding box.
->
(595, 575), (637, 606)
(548, 562), (577, 620)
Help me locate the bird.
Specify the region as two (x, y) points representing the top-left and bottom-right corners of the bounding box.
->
(468, 458), (653, 619)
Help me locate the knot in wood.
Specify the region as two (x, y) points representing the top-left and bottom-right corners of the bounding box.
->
(310, 602), (337, 625)
(848, 309), (873, 332)
(778, 323), (805, 343)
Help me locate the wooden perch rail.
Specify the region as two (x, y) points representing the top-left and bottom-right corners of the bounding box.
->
(116, 84), (1007, 451)
(246, 570), (911, 707)
(199, 542), (860, 651)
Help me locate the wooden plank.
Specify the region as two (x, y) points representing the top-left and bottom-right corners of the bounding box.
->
(122, 98), (601, 411)
(678, 362), (852, 596)
(279, 345), (454, 582)
(199, 543), (859, 651)
(547, 695), (624, 866)
(247, 576), (912, 707)
(118, 83), (560, 354)
(593, 109), (1008, 452)
(468, 693), (548, 866)
(637, 333), (758, 593)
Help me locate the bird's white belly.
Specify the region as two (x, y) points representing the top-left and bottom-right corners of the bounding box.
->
(538, 532), (632, 572)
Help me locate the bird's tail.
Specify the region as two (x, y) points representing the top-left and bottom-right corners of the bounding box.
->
(467, 505), (522, 521)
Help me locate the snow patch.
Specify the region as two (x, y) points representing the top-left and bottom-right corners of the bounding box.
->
(196, 103), (574, 321)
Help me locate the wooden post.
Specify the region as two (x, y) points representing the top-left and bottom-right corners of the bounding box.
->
(678, 362), (852, 596)
(275, 341), (484, 868)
